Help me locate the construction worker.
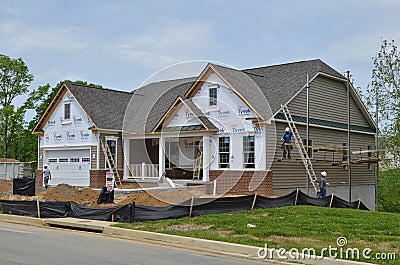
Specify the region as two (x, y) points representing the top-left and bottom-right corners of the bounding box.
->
(281, 127), (293, 159)
(316, 171), (327, 198)
(43, 164), (51, 190)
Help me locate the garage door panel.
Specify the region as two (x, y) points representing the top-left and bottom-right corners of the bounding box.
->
(46, 149), (91, 187)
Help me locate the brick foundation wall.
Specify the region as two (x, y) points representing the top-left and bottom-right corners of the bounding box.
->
(90, 169), (122, 188)
(208, 170), (272, 196)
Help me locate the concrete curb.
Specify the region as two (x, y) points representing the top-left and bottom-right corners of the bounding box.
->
(0, 214), (374, 265)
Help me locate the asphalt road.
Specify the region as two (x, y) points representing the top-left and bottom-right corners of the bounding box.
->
(0, 222), (267, 265)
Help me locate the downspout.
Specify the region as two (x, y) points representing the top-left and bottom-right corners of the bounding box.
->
(375, 83), (379, 211)
(306, 74), (310, 195)
(347, 71), (352, 202)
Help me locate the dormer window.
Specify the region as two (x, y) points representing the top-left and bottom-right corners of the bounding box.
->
(209, 84), (219, 106)
(64, 102), (71, 120)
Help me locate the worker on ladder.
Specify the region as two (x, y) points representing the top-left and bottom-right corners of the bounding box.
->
(281, 127), (293, 159)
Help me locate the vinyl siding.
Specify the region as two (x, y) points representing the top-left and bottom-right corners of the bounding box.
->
(287, 76), (370, 127)
(270, 121), (375, 190)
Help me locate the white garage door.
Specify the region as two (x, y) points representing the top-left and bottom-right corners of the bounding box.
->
(46, 149), (91, 187)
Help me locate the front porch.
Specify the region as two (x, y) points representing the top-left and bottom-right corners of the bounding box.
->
(124, 134), (212, 181)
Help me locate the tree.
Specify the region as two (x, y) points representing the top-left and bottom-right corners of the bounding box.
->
(365, 39), (400, 154)
(0, 54), (34, 158)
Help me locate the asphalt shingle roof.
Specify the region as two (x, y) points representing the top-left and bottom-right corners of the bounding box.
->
(123, 77), (196, 134)
(181, 97), (217, 131)
(66, 82), (132, 130)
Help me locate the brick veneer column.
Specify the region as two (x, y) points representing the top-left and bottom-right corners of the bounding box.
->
(35, 170), (43, 189)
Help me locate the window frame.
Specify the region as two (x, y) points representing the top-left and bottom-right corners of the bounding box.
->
(64, 102), (71, 121)
(342, 143), (348, 162)
(104, 136), (118, 169)
(219, 137), (230, 168)
(243, 135), (255, 168)
(367, 144), (372, 170)
(209, 85), (218, 106)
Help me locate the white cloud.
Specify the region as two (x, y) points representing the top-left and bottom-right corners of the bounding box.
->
(0, 21), (88, 53)
(108, 21), (217, 68)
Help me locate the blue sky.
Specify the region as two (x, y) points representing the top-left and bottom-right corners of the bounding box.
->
(1, 0), (400, 94)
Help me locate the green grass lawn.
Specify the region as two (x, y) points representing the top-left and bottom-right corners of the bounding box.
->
(379, 168), (400, 213)
(115, 206), (399, 264)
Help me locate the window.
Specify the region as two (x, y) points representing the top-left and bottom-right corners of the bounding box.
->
(48, 158), (57, 163)
(70, 158), (80, 162)
(64, 102), (71, 120)
(59, 158), (68, 163)
(342, 143), (348, 162)
(368, 145), (372, 170)
(209, 85), (218, 106)
(164, 141), (179, 169)
(82, 157), (91, 163)
(243, 136), (255, 168)
(107, 139), (117, 161)
(303, 139), (313, 159)
(219, 137), (230, 168)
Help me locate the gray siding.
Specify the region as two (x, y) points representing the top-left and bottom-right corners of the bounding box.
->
(287, 76), (370, 127)
(269, 121), (375, 190)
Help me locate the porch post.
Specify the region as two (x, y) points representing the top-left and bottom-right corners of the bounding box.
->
(123, 138), (130, 177)
(158, 137), (165, 179)
(202, 135), (210, 181)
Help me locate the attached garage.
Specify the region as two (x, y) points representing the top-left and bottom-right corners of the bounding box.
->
(45, 149), (91, 187)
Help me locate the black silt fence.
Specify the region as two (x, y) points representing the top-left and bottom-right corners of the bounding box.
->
(12, 178), (35, 196)
(0, 190), (369, 223)
(133, 204), (189, 222)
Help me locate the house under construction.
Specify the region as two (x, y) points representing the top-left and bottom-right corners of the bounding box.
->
(33, 59), (377, 210)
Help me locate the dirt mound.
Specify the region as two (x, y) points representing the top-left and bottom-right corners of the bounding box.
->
(40, 184), (100, 206)
(0, 179), (205, 208)
(0, 179), (13, 198)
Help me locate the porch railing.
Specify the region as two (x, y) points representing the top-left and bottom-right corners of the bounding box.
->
(128, 163), (159, 179)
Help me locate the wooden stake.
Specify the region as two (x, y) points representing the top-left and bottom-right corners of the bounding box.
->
(251, 193), (258, 210)
(37, 200), (41, 219)
(189, 196), (194, 218)
(329, 193), (334, 208)
(357, 200), (361, 210)
(294, 189), (299, 205)
(111, 213), (115, 222)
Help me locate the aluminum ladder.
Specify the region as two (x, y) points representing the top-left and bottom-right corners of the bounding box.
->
(101, 139), (122, 187)
(281, 104), (318, 193)
(192, 151), (202, 180)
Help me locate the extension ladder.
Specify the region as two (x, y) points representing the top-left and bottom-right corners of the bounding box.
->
(193, 151), (202, 180)
(101, 139), (122, 187)
(281, 104), (318, 193)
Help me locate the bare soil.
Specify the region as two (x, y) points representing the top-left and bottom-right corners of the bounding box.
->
(0, 179), (204, 207)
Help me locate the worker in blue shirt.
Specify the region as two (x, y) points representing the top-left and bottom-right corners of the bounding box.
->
(281, 127), (293, 159)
